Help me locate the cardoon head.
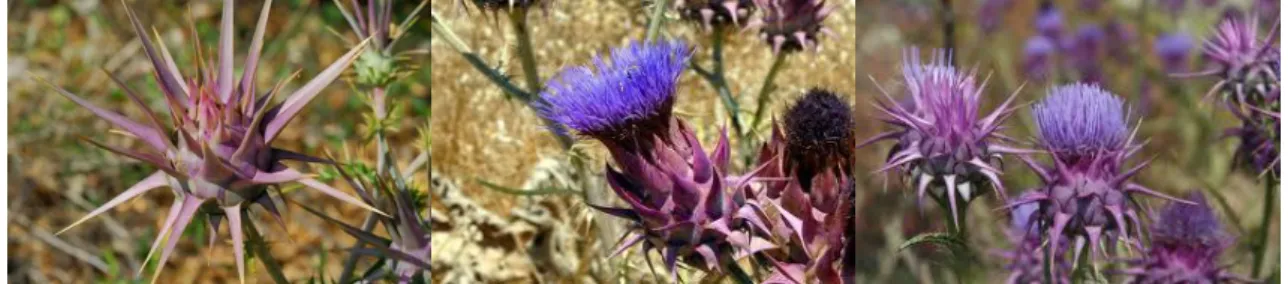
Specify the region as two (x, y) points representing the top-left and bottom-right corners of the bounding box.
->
(1023, 36), (1056, 81)
(47, 1), (379, 282)
(1155, 32), (1193, 73)
(677, 0), (756, 31)
(1121, 193), (1250, 283)
(539, 39), (772, 278)
(1035, 5), (1064, 40)
(1068, 24), (1105, 83)
(1195, 17), (1279, 116)
(749, 0), (835, 54)
(977, 0), (1014, 34)
(862, 48), (1025, 228)
(1012, 83), (1190, 276)
(753, 89), (855, 283)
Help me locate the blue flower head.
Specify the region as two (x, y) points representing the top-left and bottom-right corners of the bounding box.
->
(1152, 192), (1229, 249)
(1032, 83), (1129, 157)
(538, 39), (692, 141)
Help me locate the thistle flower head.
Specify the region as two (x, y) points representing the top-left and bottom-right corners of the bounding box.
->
(1032, 83), (1129, 161)
(1155, 32), (1193, 73)
(1015, 83), (1191, 278)
(749, 0), (834, 54)
(862, 48), (1025, 229)
(48, 1), (379, 282)
(1023, 36), (1056, 81)
(1202, 17), (1278, 78)
(977, 0), (1014, 34)
(538, 39), (692, 148)
(1122, 192), (1248, 283)
(1035, 5), (1064, 40)
(783, 88), (855, 187)
(541, 40), (772, 280)
(676, 0), (756, 31)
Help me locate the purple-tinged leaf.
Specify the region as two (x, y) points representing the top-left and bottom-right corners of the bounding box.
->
(56, 171), (169, 235)
(150, 195), (202, 283)
(297, 178), (387, 216)
(238, 0), (274, 103)
(262, 39), (369, 143)
(39, 77), (170, 152)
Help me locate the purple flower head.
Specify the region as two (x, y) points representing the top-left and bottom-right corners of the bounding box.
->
(1105, 19), (1137, 61)
(677, 0), (756, 31)
(783, 88), (855, 187)
(46, 1), (379, 282)
(1036, 6), (1064, 40)
(861, 48), (1026, 229)
(538, 39), (692, 148)
(1195, 18), (1279, 115)
(1032, 83), (1129, 159)
(1023, 36), (1056, 81)
(1014, 83), (1192, 279)
(977, 0), (1014, 34)
(1161, 0), (1187, 14)
(1155, 33), (1194, 73)
(1068, 24), (1105, 83)
(1228, 115), (1280, 177)
(1122, 192), (1249, 283)
(749, 0), (834, 54)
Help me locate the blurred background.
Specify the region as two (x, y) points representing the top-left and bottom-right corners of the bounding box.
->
(8, 0), (430, 282)
(852, 0), (1278, 282)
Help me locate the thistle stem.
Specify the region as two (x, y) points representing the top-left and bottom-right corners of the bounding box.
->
(509, 10), (542, 93)
(1252, 178), (1277, 278)
(645, 0), (672, 42)
(245, 215), (289, 284)
(751, 52), (788, 131)
(697, 28), (744, 135)
(431, 10), (573, 149)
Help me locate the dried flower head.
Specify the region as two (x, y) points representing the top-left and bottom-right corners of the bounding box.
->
(862, 48), (1026, 228)
(1121, 192), (1250, 283)
(783, 88), (855, 188)
(1012, 83), (1190, 278)
(749, 0), (835, 54)
(677, 0), (756, 31)
(46, 1), (379, 282)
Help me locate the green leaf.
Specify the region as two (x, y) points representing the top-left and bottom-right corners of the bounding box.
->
(898, 232), (966, 252)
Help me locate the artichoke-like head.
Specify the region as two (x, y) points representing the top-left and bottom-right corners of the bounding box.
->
(1194, 17), (1280, 118)
(538, 39), (772, 279)
(48, 1), (380, 282)
(676, 0), (756, 31)
(862, 48), (1025, 228)
(1122, 193), (1249, 283)
(1011, 83), (1191, 278)
(750, 89), (855, 284)
(749, 0), (834, 54)
(1001, 192), (1072, 284)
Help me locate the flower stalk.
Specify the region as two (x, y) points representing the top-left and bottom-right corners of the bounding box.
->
(751, 52), (787, 131)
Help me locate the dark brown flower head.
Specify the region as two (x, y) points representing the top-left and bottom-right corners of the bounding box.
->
(783, 88), (854, 187)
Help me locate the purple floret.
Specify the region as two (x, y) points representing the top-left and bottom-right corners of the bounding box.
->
(538, 39), (692, 139)
(1032, 83), (1129, 156)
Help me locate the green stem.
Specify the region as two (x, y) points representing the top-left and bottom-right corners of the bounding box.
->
(509, 10), (542, 93)
(751, 52), (788, 131)
(431, 10), (573, 149)
(705, 29), (744, 135)
(645, 0), (671, 42)
(1253, 178), (1277, 278)
(245, 215), (289, 284)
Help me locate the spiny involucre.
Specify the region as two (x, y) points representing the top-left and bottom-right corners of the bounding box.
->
(44, 1), (379, 282)
(1010, 83), (1191, 279)
(861, 48), (1026, 229)
(1188, 17), (1280, 178)
(676, 0), (756, 31)
(754, 89), (856, 284)
(334, 0), (429, 87)
(1001, 192), (1071, 284)
(1122, 192), (1252, 283)
(748, 0), (835, 54)
(537, 39), (774, 279)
